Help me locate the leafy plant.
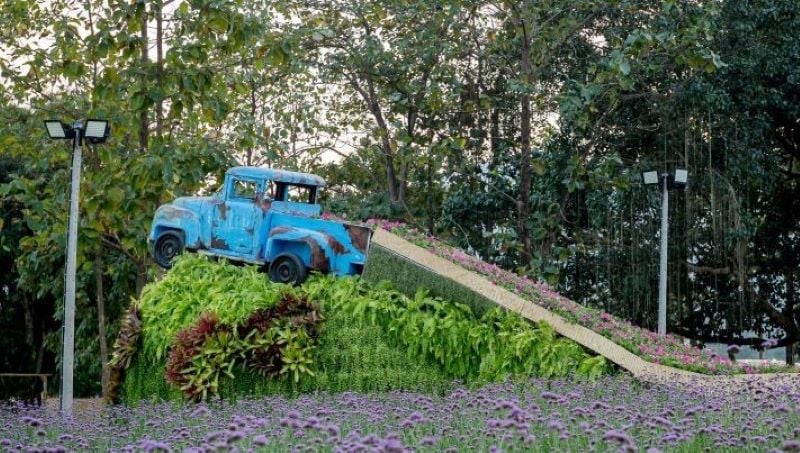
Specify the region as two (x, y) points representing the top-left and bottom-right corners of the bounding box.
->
(308, 275), (609, 382)
(237, 291), (324, 379)
(159, 277), (325, 400)
(107, 304), (143, 403)
(165, 313), (229, 400)
(138, 255), (283, 363)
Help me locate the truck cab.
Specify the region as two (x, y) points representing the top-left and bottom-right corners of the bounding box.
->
(149, 166), (371, 284)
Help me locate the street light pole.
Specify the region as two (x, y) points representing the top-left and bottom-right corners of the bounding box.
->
(642, 169), (688, 337)
(61, 121), (83, 417)
(45, 118), (108, 417)
(658, 173), (669, 336)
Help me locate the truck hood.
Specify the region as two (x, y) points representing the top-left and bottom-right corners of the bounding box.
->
(171, 196), (217, 211)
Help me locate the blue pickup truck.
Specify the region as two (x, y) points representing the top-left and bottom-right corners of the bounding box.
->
(148, 166), (371, 284)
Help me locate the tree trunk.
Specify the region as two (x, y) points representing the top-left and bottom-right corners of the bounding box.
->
(95, 252), (109, 399)
(136, 261), (148, 297)
(21, 294), (35, 368)
(139, 2), (149, 151)
(35, 318), (45, 374)
(155, 0), (164, 140)
(786, 270), (797, 366)
(248, 79), (257, 166)
(517, 30), (533, 266)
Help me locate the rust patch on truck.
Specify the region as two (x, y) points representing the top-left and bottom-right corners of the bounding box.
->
(326, 235), (347, 255)
(217, 203), (228, 220)
(344, 224), (371, 254)
(303, 237), (330, 272)
(210, 236), (229, 250)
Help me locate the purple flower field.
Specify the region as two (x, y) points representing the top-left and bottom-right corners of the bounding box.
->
(3, 375), (799, 452)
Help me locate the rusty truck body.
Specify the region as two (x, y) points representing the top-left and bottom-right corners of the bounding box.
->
(148, 166), (371, 284)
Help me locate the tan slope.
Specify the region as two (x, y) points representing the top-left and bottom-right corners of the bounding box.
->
(371, 229), (798, 388)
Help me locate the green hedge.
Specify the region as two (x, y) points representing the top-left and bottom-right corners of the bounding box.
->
(122, 296), (452, 403)
(363, 244), (497, 317)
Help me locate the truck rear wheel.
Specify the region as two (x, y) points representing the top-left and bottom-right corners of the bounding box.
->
(154, 230), (184, 269)
(269, 253), (308, 285)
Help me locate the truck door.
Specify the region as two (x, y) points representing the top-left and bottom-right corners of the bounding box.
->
(210, 177), (261, 256)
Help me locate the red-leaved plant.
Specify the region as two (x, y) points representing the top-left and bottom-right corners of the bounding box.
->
(165, 313), (228, 400)
(237, 291), (323, 377)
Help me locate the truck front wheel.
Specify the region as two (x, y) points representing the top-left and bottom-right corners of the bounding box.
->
(154, 230), (184, 269)
(269, 253), (308, 285)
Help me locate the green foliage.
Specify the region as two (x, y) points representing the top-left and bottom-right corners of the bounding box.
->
(107, 305), (143, 403)
(147, 260), (324, 400)
(309, 275), (610, 382)
(122, 273), (452, 403)
(237, 292), (324, 378)
(138, 255), (283, 363)
(363, 244), (497, 317)
(164, 313), (237, 400)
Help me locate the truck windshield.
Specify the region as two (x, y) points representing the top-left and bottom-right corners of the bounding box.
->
(232, 179), (257, 199)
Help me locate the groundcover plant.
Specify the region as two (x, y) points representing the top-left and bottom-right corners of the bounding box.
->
(366, 220), (797, 376)
(3, 374), (799, 452)
(117, 255), (607, 403)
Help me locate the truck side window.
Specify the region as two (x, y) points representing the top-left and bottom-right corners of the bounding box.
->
(285, 185), (312, 203)
(232, 179), (257, 199)
(264, 180), (275, 199)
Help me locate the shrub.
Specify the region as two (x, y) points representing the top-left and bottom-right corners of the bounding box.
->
(137, 255), (284, 363)
(165, 313), (237, 400)
(304, 275), (610, 382)
(164, 292), (325, 400)
(107, 305), (142, 403)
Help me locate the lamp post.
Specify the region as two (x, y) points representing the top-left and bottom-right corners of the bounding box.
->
(44, 119), (109, 416)
(642, 168), (688, 336)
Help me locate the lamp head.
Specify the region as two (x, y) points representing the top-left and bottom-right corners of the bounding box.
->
(642, 171), (659, 185)
(84, 119), (110, 144)
(674, 169), (688, 185)
(44, 120), (74, 139)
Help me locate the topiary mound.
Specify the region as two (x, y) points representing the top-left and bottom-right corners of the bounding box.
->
(113, 255), (609, 403)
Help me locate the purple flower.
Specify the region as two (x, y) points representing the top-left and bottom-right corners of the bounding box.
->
(602, 429), (635, 446)
(782, 440), (800, 452)
(762, 338), (779, 349)
(252, 434), (269, 446)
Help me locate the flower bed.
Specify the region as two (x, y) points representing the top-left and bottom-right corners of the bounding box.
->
(365, 219), (796, 375)
(4, 374), (799, 452)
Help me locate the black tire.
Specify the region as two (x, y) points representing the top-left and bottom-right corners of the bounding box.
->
(269, 253), (308, 285)
(154, 230), (184, 269)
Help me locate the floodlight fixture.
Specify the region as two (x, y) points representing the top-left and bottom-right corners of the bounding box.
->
(42, 117), (110, 417)
(84, 119), (110, 143)
(641, 166), (690, 336)
(44, 120), (73, 139)
(642, 170), (659, 185)
(674, 169), (688, 185)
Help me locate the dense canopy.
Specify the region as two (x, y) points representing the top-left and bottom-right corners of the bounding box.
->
(0, 0), (798, 397)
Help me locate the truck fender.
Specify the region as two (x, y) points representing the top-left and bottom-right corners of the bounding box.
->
(266, 226), (343, 273)
(151, 205), (202, 249)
